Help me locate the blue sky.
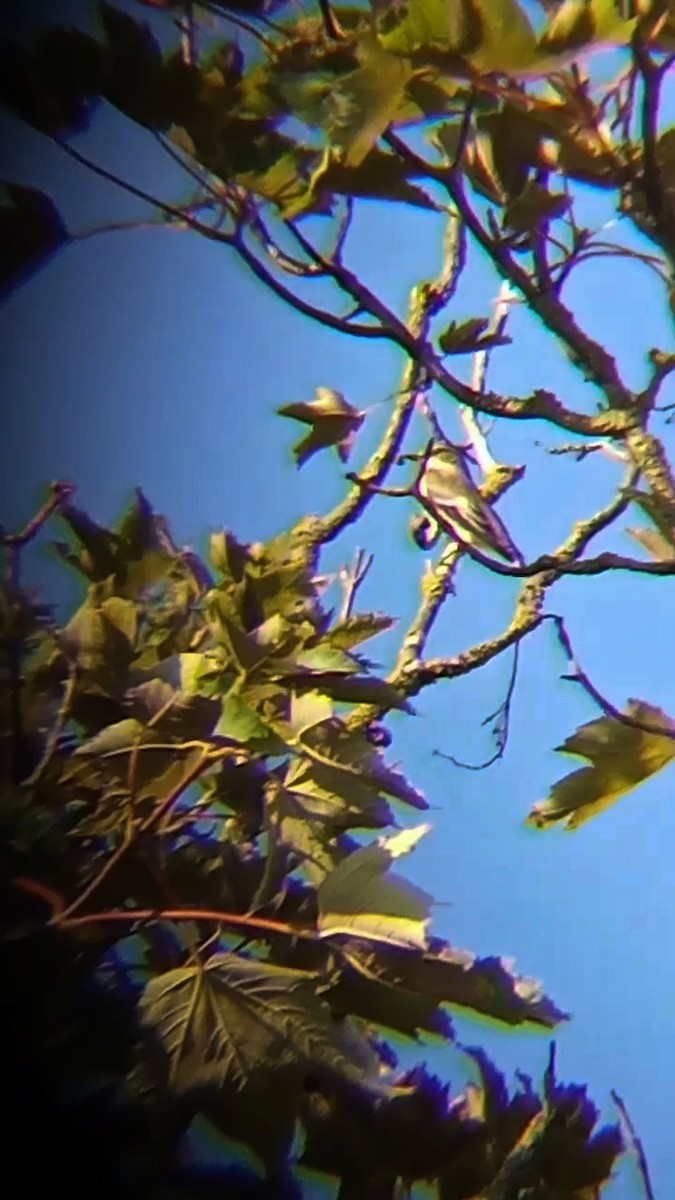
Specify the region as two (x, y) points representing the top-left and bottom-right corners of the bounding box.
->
(2, 1), (675, 1195)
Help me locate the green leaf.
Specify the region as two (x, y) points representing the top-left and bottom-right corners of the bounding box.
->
(137, 953), (372, 1097)
(318, 824), (433, 949)
(528, 700), (675, 830)
(61, 595), (135, 677)
(295, 717), (427, 811)
(305, 147), (439, 213)
(54, 502), (119, 582)
(379, 0), (537, 74)
(537, 0), (636, 57)
(326, 612), (396, 651)
(216, 681), (288, 752)
(292, 644), (359, 673)
(268, 780), (347, 882)
(438, 316), (512, 355)
(323, 953), (455, 1039)
(327, 42), (412, 167)
(0, 183), (70, 301)
(209, 528), (250, 583)
(278, 387), (365, 467)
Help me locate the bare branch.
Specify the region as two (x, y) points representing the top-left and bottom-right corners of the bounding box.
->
(338, 548), (374, 620)
(462, 280), (517, 474)
(545, 612), (675, 741)
(385, 130), (635, 410)
(632, 30), (675, 263)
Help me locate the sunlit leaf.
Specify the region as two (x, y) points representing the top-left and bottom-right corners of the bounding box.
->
(326, 612), (396, 651)
(379, 0), (537, 74)
(278, 387), (365, 467)
(537, 0), (636, 56)
(318, 823), (433, 949)
(528, 700), (675, 830)
(326, 41), (412, 167)
(438, 316), (512, 355)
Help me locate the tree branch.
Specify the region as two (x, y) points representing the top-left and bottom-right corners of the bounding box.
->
(385, 130), (635, 410)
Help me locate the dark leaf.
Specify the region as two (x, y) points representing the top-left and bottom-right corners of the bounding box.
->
(0, 183), (70, 301)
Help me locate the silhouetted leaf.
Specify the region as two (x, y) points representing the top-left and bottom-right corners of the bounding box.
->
(347, 939), (568, 1028)
(278, 387), (365, 467)
(98, 1), (170, 128)
(0, 183), (70, 301)
(504, 179), (570, 231)
(306, 146), (439, 212)
(528, 699), (675, 830)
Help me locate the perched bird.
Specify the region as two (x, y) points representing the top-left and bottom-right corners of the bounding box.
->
(415, 441), (524, 565)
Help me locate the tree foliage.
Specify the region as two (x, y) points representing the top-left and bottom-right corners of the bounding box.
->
(2, 0), (675, 1196)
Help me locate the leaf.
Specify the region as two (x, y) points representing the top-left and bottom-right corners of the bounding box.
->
(268, 781), (347, 882)
(288, 689), (334, 736)
(379, 0), (537, 74)
(323, 952), (455, 1040)
(438, 316), (512, 355)
(0, 34), (101, 138)
(210, 528), (250, 584)
(307, 146), (439, 212)
(137, 953), (373, 1097)
(0, 183), (70, 301)
(216, 681), (288, 753)
(327, 42), (412, 168)
(537, 0), (635, 57)
(528, 700), (675, 830)
(278, 387), (365, 467)
(54, 503), (119, 581)
(326, 612), (396, 651)
(347, 938), (568, 1028)
(74, 717), (146, 757)
(98, 1), (170, 129)
(504, 180), (570, 232)
(293, 717), (428, 812)
(317, 824), (433, 949)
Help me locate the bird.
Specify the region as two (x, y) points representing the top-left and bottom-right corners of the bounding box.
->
(415, 441), (524, 565)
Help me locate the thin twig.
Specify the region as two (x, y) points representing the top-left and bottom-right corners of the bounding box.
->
(610, 1089), (655, 1200)
(338, 549), (374, 620)
(433, 642), (520, 770)
(545, 612), (675, 741)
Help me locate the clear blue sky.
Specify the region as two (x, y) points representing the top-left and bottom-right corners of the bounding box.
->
(2, 2), (675, 1194)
